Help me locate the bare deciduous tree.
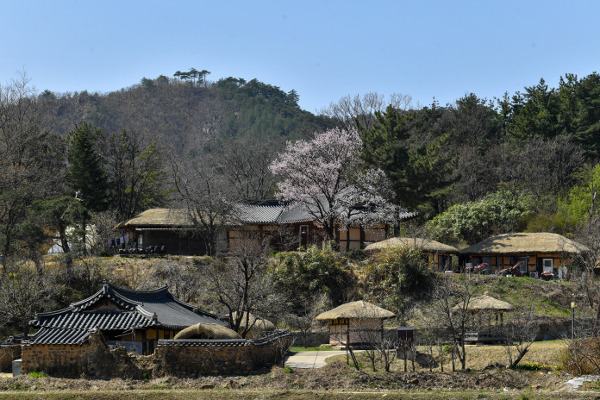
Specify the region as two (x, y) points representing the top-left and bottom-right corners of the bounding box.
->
(207, 235), (275, 338)
(286, 292), (329, 348)
(0, 73), (65, 267)
(319, 92), (413, 130)
(172, 154), (235, 255)
(502, 305), (539, 369)
(0, 260), (53, 337)
(429, 274), (476, 370)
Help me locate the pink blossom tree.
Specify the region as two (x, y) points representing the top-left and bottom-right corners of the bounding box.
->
(270, 127), (396, 243)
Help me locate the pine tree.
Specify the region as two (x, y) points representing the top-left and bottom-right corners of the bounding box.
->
(66, 123), (109, 251)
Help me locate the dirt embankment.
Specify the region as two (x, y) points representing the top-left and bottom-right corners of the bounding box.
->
(0, 361), (574, 393)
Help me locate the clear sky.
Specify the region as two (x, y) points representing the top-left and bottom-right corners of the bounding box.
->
(1, 0), (599, 113)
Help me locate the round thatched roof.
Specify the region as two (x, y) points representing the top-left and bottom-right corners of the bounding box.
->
(459, 232), (589, 255)
(231, 312), (275, 331)
(365, 237), (459, 253)
(174, 323), (241, 340)
(316, 301), (395, 321)
(467, 295), (514, 312)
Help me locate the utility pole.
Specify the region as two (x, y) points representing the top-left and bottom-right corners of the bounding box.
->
(571, 302), (576, 340)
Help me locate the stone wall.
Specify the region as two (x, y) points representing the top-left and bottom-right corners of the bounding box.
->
(0, 346), (20, 372)
(21, 330), (291, 378)
(289, 331), (329, 348)
(153, 331), (291, 377)
(21, 333), (150, 378)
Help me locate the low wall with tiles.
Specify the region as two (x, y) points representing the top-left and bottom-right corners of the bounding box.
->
(289, 331), (329, 348)
(21, 330), (291, 378)
(153, 330), (292, 376)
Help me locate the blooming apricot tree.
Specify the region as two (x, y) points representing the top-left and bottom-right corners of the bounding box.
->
(270, 127), (396, 242)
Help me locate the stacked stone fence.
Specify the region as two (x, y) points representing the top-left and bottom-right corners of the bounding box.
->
(154, 329), (291, 376)
(0, 345), (20, 372)
(21, 333), (148, 378)
(288, 331), (329, 347)
(21, 329), (291, 378)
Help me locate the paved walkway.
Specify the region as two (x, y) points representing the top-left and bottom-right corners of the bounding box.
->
(559, 375), (600, 391)
(284, 350), (346, 369)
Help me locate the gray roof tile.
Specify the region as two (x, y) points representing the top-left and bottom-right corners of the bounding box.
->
(29, 283), (227, 345)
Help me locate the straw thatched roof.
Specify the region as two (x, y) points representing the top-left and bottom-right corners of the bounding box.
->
(459, 232), (589, 255)
(174, 322), (241, 340)
(117, 208), (193, 229)
(316, 301), (395, 320)
(467, 295), (514, 312)
(232, 312), (275, 331)
(365, 237), (459, 253)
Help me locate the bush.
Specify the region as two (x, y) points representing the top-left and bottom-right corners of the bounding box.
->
(28, 371), (49, 378)
(429, 189), (533, 246)
(561, 337), (600, 375)
(270, 245), (357, 312)
(363, 245), (434, 315)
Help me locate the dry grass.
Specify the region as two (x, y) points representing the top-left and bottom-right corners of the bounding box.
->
(0, 390), (594, 400)
(329, 340), (566, 372)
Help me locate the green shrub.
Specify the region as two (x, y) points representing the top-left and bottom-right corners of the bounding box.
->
(270, 245), (356, 312)
(363, 245), (434, 314)
(28, 371), (49, 378)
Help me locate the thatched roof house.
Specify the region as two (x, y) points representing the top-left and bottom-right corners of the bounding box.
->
(365, 237), (458, 271)
(466, 295), (514, 313)
(116, 208), (193, 229)
(460, 232), (589, 277)
(316, 301), (395, 320)
(365, 237), (458, 253)
(116, 200), (416, 255)
(317, 301), (394, 345)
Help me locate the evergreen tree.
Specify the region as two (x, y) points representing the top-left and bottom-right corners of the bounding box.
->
(66, 123), (109, 251)
(359, 105), (454, 217)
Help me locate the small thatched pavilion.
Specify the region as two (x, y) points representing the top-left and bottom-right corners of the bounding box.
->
(460, 232), (589, 276)
(316, 301), (395, 345)
(462, 294), (514, 344)
(365, 237), (459, 271)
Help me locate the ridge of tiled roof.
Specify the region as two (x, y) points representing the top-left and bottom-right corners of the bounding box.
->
(31, 282), (227, 337)
(25, 327), (96, 345)
(32, 309), (155, 330)
(234, 203), (285, 224)
(69, 283), (143, 312)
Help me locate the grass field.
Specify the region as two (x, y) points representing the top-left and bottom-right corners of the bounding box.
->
(326, 340), (566, 372)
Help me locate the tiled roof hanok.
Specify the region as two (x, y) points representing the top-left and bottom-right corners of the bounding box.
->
(28, 283), (226, 345)
(233, 202), (286, 224)
(27, 327), (95, 345)
(31, 309), (155, 330)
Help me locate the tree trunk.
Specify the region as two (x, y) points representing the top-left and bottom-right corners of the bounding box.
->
(509, 348), (530, 369)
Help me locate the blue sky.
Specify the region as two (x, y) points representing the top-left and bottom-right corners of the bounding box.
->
(1, 0), (599, 112)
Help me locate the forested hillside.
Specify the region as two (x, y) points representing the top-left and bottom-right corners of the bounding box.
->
(2, 68), (600, 258)
(37, 72), (333, 156)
